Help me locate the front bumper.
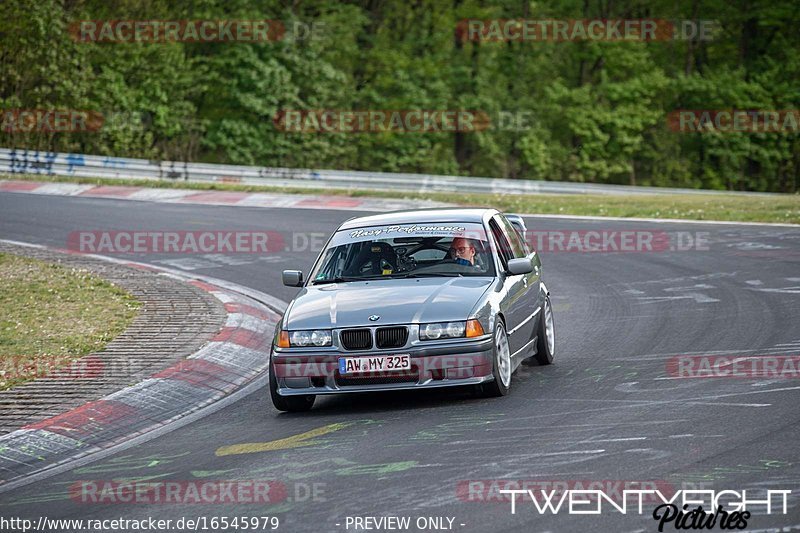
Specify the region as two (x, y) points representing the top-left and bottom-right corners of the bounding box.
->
(272, 336), (494, 396)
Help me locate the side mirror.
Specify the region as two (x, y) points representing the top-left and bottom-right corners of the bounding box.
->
(507, 258), (533, 275)
(282, 270), (304, 287)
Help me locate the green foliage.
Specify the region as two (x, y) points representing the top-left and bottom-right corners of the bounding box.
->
(1, 0), (798, 191)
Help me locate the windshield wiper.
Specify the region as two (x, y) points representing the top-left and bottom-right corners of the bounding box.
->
(311, 276), (362, 285)
(400, 272), (464, 278)
(313, 272), (463, 284)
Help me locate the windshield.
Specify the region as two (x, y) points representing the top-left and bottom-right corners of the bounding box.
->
(309, 223), (495, 284)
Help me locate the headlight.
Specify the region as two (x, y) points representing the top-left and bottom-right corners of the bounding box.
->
(419, 321), (466, 341)
(288, 330), (332, 347)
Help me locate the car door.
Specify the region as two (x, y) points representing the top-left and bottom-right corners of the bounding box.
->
(498, 214), (542, 348)
(488, 216), (529, 356)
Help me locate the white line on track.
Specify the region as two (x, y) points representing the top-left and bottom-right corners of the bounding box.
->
(574, 437), (648, 443)
(686, 385), (800, 400)
(535, 396), (772, 408)
(521, 213), (800, 228)
(611, 347), (799, 361)
(536, 449), (607, 457)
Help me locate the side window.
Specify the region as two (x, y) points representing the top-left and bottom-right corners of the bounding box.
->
(508, 219), (531, 255)
(489, 219), (513, 269)
(498, 215), (527, 258)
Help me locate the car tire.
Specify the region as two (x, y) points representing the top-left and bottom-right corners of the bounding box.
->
(269, 358), (315, 412)
(533, 295), (555, 365)
(481, 321), (511, 397)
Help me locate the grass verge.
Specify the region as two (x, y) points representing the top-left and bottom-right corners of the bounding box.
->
(0, 253), (140, 390)
(2, 172), (799, 224)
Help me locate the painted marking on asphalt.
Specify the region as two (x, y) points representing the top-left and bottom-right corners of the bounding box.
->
(496, 420), (691, 433)
(689, 385), (800, 400)
(636, 294), (720, 304)
(535, 449), (606, 457)
(521, 213), (800, 227)
(541, 395), (771, 408)
(728, 241), (783, 250)
(673, 460), (792, 484)
(191, 469), (235, 478)
(617, 272), (737, 286)
(72, 452), (191, 474)
(334, 461), (421, 477)
(614, 346), (800, 361)
(575, 437), (647, 443)
(667, 434), (724, 439)
(749, 286), (800, 294)
(623, 448), (672, 460)
(215, 422), (354, 456)
(615, 381), (699, 393)
(632, 283), (722, 304)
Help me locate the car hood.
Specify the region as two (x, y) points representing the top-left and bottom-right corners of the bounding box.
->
(284, 277), (493, 330)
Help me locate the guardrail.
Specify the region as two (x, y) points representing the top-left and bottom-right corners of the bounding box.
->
(0, 147), (778, 196)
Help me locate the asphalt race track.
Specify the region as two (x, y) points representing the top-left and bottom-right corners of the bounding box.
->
(1, 191), (800, 532)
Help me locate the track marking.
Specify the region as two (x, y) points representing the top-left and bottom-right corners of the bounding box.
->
(575, 437), (647, 443)
(521, 213), (800, 228)
(214, 422), (353, 457)
(749, 286), (800, 294)
(623, 448), (671, 459)
(534, 396), (772, 408)
(535, 449), (606, 457)
(190, 469), (235, 478)
(494, 419), (689, 429)
(611, 346), (799, 361)
(636, 293), (720, 304)
(687, 385), (800, 400)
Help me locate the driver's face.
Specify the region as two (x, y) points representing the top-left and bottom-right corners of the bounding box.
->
(451, 238), (475, 265)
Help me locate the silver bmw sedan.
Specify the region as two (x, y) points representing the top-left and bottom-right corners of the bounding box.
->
(270, 208), (555, 411)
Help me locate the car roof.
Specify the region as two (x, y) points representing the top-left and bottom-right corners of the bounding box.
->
(338, 208), (499, 230)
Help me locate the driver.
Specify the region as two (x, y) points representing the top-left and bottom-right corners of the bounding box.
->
(450, 237), (478, 267)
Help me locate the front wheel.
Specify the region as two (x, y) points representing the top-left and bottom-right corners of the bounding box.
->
(269, 358), (315, 412)
(533, 295), (555, 365)
(481, 321), (511, 397)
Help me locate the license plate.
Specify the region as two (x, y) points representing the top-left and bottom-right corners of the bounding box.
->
(338, 354), (410, 374)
